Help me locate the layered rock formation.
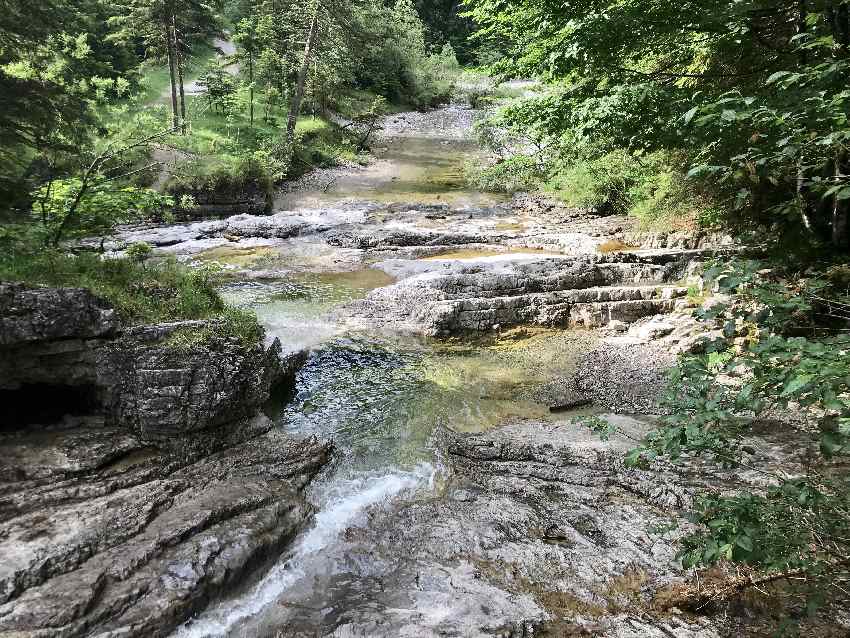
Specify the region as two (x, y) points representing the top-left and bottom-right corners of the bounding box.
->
(343, 251), (712, 336)
(266, 419), (736, 637)
(0, 283), (330, 637)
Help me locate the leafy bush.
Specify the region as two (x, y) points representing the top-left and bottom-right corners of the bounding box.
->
(165, 306), (265, 349)
(465, 155), (542, 193)
(585, 259), (850, 623)
(289, 116), (358, 176)
(546, 150), (721, 227)
(547, 150), (644, 215)
(29, 178), (171, 246)
(166, 154), (273, 205)
(125, 241), (153, 264)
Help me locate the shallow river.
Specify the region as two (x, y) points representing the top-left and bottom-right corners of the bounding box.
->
(172, 118), (591, 637)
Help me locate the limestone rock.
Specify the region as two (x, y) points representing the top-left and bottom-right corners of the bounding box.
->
(0, 419), (332, 637)
(0, 283), (332, 638)
(0, 283), (119, 347)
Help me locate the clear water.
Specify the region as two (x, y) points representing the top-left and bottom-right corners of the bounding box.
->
(172, 131), (588, 638)
(275, 136), (508, 210)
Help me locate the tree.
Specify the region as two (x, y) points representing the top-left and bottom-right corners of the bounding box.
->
(463, 0), (850, 249)
(198, 60), (238, 114)
(0, 0), (125, 202)
(112, 0), (221, 134)
(172, 0), (222, 133)
(232, 15), (260, 125)
(414, 0), (475, 64)
(285, 0), (320, 151)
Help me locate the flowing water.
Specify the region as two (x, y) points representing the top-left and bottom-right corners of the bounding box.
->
(173, 120), (592, 638)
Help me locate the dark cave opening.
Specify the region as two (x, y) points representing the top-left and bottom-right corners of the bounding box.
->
(0, 383), (101, 429)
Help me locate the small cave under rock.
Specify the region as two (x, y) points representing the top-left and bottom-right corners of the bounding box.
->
(0, 383), (101, 429)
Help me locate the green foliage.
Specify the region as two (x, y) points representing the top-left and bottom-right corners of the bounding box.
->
(165, 306), (265, 349)
(289, 116), (360, 175)
(30, 179), (171, 245)
(198, 61), (239, 115)
(583, 259), (850, 619)
(464, 0), (850, 247)
(548, 150), (645, 216)
(466, 155), (542, 193)
(413, 0), (477, 64)
(358, 1), (461, 110)
(126, 241), (153, 264)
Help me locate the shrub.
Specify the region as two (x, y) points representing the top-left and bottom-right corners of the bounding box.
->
(126, 241), (153, 264)
(166, 154), (273, 207)
(545, 150), (720, 228)
(465, 155), (543, 193)
(583, 260), (850, 625)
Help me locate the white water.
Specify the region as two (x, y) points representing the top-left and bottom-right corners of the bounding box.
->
(172, 465), (434, 638)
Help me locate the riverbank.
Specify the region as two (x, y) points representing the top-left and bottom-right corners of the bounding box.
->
(4, 105), (840, 637)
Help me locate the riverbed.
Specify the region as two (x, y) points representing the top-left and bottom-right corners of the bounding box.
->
(171, 107), (606, 637)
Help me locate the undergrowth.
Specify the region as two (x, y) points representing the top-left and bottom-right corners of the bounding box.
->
(0, 250), (262, 345)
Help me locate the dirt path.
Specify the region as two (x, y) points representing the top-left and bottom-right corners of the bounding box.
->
(158, 35), (239, 102)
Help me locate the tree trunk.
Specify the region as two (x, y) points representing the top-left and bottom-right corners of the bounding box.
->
(165, 22), (179, 131)
(797, 0), (808, 65)
(829, 2), (850, 248)
(286, 2), (320, 150)
(797, 160), (814, 234)
(834, 152), (849, 249)
(249, 56), (254, 127)
(173, 16), (187, 135)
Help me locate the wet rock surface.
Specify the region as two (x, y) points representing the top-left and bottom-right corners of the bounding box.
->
(0, 418), (331, 638)
(5, 106), (758, 637)
(260, 419), (726, 638)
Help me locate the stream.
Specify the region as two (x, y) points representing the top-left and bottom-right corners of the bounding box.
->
(171, 108), (594, 637)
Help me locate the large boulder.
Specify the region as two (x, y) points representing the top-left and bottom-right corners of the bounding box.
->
(101, 325), (285, 440)
(0, 283), (296, 441)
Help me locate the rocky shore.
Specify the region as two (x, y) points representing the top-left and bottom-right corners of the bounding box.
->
(0, 283), (331, 637)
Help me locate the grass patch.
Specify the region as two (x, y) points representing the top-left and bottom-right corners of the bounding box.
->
(134, 43), (217, 106)
(289, 115), (358, 177)
(0, 250), (262, 345)
(164, 306), (264, 349)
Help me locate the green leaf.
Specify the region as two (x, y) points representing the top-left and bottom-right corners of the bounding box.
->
(837, 187), (850, 201)
(820, 431), (846, 458)
(781, 375), (812, 397)
(766, 71), (790, 84)
(735, 535), (753, 552)
(683, 106), (699, 125)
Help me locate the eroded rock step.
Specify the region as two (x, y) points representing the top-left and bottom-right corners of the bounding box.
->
(342, 251), (724, 336)
(280, 419), (724, 637)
